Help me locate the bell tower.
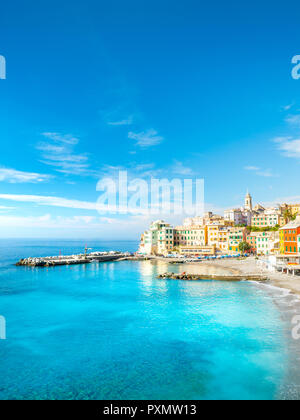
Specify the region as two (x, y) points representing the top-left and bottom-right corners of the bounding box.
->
(244, 191), (252, 211)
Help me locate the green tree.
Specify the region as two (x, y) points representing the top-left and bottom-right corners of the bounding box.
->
(238, 241), (251, 253)
(283, 209), (296, 223)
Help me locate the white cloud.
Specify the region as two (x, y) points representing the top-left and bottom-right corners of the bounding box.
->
(107, 116), (133, 126)
(273, 136), (292, 144)
(282, 103), (294, 111)
(171, 160), (194, 176)
(262, 196), (300, 207)
(0, 214), (97, 229)
(244, 166), (259, 171)
(0, 167), (51, 183)
(256, 169), (275, 177)
(134, 163), (155, 172)
(204, 202), (226, 214)
(0, 213), (156, 239)
(0, 194), (102, 211)
(128, 129), (164, 148)
(99, 159), (198, 183)
(0, 190), (203, 219)
(244, 166), (276, 177)
(0, 193), (152, 215)
(41, 132), (79, 145)
(100, 163), (161, 181)
(0, 205), (14, 210)
(275, 136), (300, 159)
(37, 132), (96, 176)
(285, 114), (300, 126)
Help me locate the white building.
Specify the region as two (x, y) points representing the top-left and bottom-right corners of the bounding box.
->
(252, 207), (282, 228)
(244, 191), (253, 211)
(139, 220), (174, 255)
(256, 231), (279, 256)
(224, 192), (253, 226)
(224, 208), (251, 226)
(183, 212), (225, 227)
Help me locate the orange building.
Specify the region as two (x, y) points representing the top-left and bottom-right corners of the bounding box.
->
(279, 218), (300, 255)
(246, 232), (258, 253)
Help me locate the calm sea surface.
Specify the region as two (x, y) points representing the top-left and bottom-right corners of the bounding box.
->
(0, 239), (299, 400)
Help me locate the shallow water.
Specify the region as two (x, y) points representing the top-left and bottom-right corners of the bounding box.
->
(0, 240), (298, 400)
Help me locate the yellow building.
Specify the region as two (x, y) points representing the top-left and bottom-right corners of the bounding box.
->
(207, 224), (219, 246)
(175, 224), (229, 255)
(289, 204), (300, 216)
(279, 229), (285, 254)
(218, 227), (230, 252)
(174, 226), (207, 248)
(140, 219), (244, 256)
(206, 225), (230, 252)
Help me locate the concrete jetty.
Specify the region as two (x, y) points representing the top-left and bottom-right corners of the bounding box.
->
(157, 272), (268, 282)
(16, 251), (132, 268)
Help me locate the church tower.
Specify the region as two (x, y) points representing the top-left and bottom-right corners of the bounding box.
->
(244, 191), (252, 211)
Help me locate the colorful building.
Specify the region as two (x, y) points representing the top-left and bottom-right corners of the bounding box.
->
(218, 227), (230, 252)
(207, 224), (219, 246)
(289, 204), (300, 216)
(228, 227), (246, 253)
(279, 218), (300, 255)
(224, 192), (252, 226)
(256, 231), (279, 256)
(183, 212), (229, 227)
(139, 210), (297, 257)
(246, 232), (258, 253)
(174, 226), (207, 248)
(139, 220), (173, 255)
(251, 208), (281, 228)
(205, 225), (230, 252)
(157, 226), (175, 255)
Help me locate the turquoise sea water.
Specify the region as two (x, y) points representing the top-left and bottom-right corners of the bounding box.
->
(0, 240), (297, 400)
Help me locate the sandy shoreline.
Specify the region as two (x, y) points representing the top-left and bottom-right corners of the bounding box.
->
(203, 257), (300, 298)
(153, 256), (300, 299)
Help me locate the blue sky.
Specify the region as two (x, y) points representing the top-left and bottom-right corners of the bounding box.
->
(0, 0), (300, 239)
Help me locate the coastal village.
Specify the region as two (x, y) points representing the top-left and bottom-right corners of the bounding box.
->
(138, 192), (300, 276)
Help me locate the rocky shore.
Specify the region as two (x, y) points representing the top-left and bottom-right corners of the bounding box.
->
(157, 256), (300, 298)
(157, 272), (268, 281)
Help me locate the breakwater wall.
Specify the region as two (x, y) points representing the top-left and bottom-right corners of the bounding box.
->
(16, 252), (132, 268)
(157, 272), (268, 281)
